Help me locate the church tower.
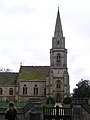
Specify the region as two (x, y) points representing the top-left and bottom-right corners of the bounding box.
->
(46, 8), (70, 102)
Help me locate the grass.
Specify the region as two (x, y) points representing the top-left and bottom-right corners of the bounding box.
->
(44, 104), (55, 107)
(0, 101), (26, 108)
(62, 104), (71, 108)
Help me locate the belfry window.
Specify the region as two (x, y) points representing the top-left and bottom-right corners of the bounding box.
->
(23, 84), (27, 95)
(0, 88), (3, 95)
(9, 88), (13, 95)
(56, 53), (61, 66)
(57, 40), (60, 44)
(34, 85), (38, 95)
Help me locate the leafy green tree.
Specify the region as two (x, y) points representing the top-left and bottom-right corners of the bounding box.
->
(63, 97), (72, 104)
(46, 96), (55, 105)
(0, 68), (12, 72)
(73, 79), (90, 98)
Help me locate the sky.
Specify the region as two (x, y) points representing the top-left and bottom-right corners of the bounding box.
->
(0, 0), (90, 93)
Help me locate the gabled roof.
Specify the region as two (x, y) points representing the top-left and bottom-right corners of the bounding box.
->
(19, 66), (50, 80)
(0, 72), (18, 85)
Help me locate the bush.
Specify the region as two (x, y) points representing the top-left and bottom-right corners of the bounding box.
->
(63, 97), (72, 104)
(46, 96), (55, 105)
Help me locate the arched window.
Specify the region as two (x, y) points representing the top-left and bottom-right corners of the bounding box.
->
(34, 85), (38, 95)
(9, 88), (13, 95)
(0, 88), (3, 95)
(56, 80), (61, 89)
(56, 53), (61, 66)
(23, 84), (27, 95)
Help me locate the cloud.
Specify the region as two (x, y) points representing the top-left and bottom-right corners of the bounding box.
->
(0, 0), (90, 93)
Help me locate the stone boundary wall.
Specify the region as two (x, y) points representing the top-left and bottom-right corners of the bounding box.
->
(0, 113), (25, 120)
(72, 105), (90, 120)
(0, 108), (26, 120)
(0, 108), (27, 120)
(0, 104), (43, 120)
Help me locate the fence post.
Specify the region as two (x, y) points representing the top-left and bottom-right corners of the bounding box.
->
(56, 106), (59, 120)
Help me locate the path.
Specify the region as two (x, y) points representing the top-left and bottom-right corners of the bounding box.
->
(54, 103), (62, 107)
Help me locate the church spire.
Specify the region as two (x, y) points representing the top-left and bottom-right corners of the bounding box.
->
(54, 7), (63, 38)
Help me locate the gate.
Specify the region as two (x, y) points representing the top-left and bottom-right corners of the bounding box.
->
(43, 105), (72, 120)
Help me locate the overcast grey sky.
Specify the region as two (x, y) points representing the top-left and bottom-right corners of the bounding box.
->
(0, 0), (90, 93)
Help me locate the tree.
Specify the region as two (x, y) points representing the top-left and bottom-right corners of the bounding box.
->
(46, 96), (55, 105)
(0, 68), (12, 72)
(73, 79), (90, 98)
(63, 97), (72, 104)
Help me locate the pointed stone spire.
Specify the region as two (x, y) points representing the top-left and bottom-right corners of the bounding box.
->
(54, 7), (63, 38)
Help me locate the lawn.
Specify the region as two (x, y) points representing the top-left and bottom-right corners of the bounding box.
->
(62, 104), (71, 108)
(0, 101), (26, 108)
(44, 104), (54, 107)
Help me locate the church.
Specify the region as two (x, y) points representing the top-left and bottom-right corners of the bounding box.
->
(0, 8), (70, 103)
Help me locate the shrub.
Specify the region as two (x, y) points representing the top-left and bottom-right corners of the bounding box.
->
(63, 97), (72, 104)
(46, 96), (55, 105)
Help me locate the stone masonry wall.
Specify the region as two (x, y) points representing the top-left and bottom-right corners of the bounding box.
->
(0, 113), (26, 120)
(72, 105), (90, 120)
(0, 104), (43, 120)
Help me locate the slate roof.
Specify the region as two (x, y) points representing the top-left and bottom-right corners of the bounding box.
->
(0, 72), (18, 85)
(19, 66), (50, 80)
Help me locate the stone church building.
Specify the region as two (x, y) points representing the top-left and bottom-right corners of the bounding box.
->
(0, 8), (70, 103)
